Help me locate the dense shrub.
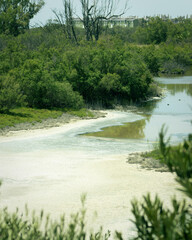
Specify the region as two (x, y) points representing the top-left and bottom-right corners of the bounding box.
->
(0, 16), (192, 111)
(8, 59), (84, 109)
(0, 75), (25, 112)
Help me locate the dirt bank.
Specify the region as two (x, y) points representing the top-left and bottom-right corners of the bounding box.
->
(0, 110), (106, 136)
(127, 152), (169, 172)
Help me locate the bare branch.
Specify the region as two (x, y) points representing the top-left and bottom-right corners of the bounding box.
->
(52, 0), (78, 44)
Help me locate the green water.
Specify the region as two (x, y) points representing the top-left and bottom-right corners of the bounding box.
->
(85, 118), (148, 139)
(84, 76), (192, 141)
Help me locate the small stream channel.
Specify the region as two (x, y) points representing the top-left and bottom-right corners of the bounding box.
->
(0, 75), (192, 237)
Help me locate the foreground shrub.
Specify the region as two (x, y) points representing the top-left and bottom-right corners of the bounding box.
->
(0, 195), (111, 240)
(131, 130), (192, 240)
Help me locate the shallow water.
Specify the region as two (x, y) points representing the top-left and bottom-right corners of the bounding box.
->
(84, 76), (192, 143)
(0, 76), (192, 237)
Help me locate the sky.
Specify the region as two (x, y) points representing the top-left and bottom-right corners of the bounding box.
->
(31, 0), (192, 26)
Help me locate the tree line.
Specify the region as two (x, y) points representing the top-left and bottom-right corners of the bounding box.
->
(0, 0), (192, 113)
(0, 35), (155, 111)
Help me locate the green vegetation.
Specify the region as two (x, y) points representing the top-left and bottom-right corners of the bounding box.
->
(0, 36), (155, 111)
(0, 2), (192, 237)
(68, 108), (95, 118)
(142, 144), (164, 161)
(132, 130), (192, 239)
(0, 1), (192, 126)
(142, 140), (183, 163)
(0, 107), (95, 129)
(0, 194), (111, 240)
(0, 0), (44, 36)
(0, 108), (63, 129)
(0, 130), (191, 239)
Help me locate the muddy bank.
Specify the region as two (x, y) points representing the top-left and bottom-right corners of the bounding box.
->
(0, 110), (106, 136)
(127, 152), (169, 172)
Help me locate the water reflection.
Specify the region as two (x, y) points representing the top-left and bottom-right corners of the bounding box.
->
(84, 76), (192, 141)
(161, 83), (192, 96)
(85, 119), (147, 139)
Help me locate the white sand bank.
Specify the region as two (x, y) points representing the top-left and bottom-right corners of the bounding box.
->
(0, 110), (109, 142)
(0, 110), (187, 237)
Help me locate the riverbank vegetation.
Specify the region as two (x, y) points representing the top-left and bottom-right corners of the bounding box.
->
(0, 5), (192, 134)
(128, 137), (190, 172)
(0, 107), (62, 129)
(1, 2), (192, 119)
(0, 107), (96, 133)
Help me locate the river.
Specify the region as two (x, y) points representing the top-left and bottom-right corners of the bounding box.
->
(0, 76), (192, 238)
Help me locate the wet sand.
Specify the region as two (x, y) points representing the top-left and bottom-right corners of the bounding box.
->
(0, 111), (187, 238)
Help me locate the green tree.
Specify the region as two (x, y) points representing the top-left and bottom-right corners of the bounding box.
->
(147, 17), (169, 44)
(141, 45), (161, 75)
(0, 0), (45, 36)
(134, 26), (149, 44)
(133, 17), (169, 44)
(11, 58), (84, 109)
(0, 75), (25, 112)
(99, 73), (122, 106)
(167, 19), (192, 44)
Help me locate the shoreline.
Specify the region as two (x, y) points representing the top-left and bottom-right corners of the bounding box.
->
(0, 110), (107, 137)
(0, 86), (165, 138)
(0, 108), (167, 173)
(127, 152), (169, 172)
(0, 108), (183, 236)
(0, 88), (164, 138)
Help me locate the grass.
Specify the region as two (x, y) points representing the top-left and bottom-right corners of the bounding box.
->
(142, 148), (164, 161)
(67, 108), (95, 118)
(0, 107), (63, 129)
(142, 142), (180, 161)
(0, 107), (95, 129)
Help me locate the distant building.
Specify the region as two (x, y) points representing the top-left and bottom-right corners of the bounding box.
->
(73, 16), (139, 28)
(102, 16), (138, 28)
(73, 18), (83, 28)
(73, 15), (192, 28)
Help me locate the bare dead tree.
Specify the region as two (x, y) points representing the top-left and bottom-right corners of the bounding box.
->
(52, 0), (129, 42)
(79, 0), (129, 41)
(53, 0), (78, 44)
(80, 0), (94, 41)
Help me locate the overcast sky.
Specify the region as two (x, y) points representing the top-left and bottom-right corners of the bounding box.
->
(31, 0), (192, 26)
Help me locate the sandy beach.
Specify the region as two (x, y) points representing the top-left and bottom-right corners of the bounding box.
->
(0, 110), (187, 237)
